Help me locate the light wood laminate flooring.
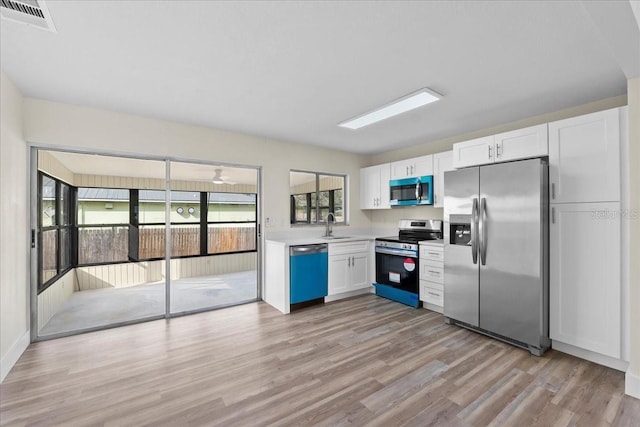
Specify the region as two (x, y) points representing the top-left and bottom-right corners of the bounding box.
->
(1, 294), (639, 426)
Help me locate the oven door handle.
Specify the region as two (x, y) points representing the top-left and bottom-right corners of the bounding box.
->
(375, 247), (418, 258)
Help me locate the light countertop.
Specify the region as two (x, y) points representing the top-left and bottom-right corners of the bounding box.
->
(419, 239), (444, 246)
(266, 235), (376, 246)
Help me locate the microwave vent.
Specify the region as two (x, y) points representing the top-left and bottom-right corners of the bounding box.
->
(1, 0), (56, 32)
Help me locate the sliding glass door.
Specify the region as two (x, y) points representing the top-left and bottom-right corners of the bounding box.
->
(33, 149), (261, 339)
(168, 161), (259, 315)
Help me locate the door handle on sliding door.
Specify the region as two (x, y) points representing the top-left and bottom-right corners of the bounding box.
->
(471, 198), (479, 265)
(479, 198), (487, 265)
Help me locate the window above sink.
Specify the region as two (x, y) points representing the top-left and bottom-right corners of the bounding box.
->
(290, 170), (346, 226)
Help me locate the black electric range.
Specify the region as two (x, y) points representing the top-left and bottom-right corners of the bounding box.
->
(374, 219), (443, 308)
(375, 219), (443, 253)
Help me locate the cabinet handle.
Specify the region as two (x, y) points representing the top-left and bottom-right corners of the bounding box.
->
(406, 166), (410, 176)
(488, 145), (492, 159)
(428, 270), (440, 275)
(428, 252), (440, 256)
(428, 292), (440, 297)
(551, 183), (555, 200)
(411, 165), (415, 175)
(552, 207), (555, 224)
(496, 143), (501, 158)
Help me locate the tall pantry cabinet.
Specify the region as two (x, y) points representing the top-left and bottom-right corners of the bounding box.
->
(548, 107), (628, 365)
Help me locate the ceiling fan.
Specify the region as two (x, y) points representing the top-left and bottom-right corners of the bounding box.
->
(212, 168), (236, 185)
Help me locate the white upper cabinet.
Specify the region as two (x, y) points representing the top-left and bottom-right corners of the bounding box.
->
(360, 163), (390, 210)
(433, 151), (454, 208)
(390, 154), (433, 180)
(452, 136), (495, 168)
(549, 108), (620, 203)
(453, 124), (548, 169)
(494, 124), (548, 162)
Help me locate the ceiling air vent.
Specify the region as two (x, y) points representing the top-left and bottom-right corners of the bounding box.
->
(1, 0), (56, 32)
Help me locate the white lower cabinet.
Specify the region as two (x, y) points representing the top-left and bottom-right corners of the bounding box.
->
(550, 202), (621, 359)
(328, 240), (371, 297)
(419, 242), (444, 313)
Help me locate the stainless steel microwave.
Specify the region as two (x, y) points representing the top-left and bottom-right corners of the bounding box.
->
(389, 175), (434, 206)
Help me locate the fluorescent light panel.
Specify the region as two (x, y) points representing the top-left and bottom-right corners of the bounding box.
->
(339, 88), (441, 130)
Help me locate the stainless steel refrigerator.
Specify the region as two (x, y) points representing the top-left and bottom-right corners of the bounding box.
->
(443, 158), (550, 356)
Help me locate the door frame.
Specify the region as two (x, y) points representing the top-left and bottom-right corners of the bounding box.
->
(29, 144), (263, 342)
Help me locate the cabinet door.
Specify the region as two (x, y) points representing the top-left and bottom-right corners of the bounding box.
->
(495, 124), (548, 162)
(359, 167), (375, 210)
(433, 151), (453, 208)
(359, 167), (371, 210)
(350, 252), (370, 290)
(413, 154), (434, 177)
(360, 164), (391, 210)
(549, 108), (620, 203)
(452, 136), (495, 168)
(390, 159), (413, 180)
(378, 164), (391, 209)
(328, 255), (350, 295)
(550, 202), (620, 358)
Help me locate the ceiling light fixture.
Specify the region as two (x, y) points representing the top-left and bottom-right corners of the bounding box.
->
(338, 88), (442, 130)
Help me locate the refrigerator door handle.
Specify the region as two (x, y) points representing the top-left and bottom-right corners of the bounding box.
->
(479, 197), (487, 265)
(471, 198), (479, 264)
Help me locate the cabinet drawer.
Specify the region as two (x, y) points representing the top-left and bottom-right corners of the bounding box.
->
(420, 246), (443, 262)
(420, 281), (444, 306)
(420, 262), (444, 283)
(328, 240), (370, 255)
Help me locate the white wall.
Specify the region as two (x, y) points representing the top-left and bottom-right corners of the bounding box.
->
(626, 76), (640, 398)
(0, 71), (29, 382)
(23, 99), (370, 234)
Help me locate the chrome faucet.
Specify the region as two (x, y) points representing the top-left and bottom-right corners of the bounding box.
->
(325, 212), (335, 237)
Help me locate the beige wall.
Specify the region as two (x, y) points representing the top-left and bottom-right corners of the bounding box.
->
(37, 269), (77, 332)
(24, 99), (370, 232)
(627, 76), (640, 387)
(0, 71), (29, 378)
(365, 95), (628, 229)
(366, 95), (627, 167)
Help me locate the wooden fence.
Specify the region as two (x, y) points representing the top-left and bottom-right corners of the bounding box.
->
(78, 225), (256, 264)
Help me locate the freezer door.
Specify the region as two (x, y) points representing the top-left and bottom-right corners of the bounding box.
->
(444, 167), (480, 326)
(478, 158), (548, 348)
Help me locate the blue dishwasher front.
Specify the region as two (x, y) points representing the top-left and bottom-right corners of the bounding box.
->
(290, 244), (328, 304)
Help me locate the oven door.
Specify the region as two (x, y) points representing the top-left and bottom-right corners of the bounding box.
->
(375, 249), (419, 293)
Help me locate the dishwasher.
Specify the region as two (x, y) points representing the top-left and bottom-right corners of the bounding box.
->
(289, 244), (328, 305)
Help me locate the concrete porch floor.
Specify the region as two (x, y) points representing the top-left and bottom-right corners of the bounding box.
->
(39, 270), (258, 336)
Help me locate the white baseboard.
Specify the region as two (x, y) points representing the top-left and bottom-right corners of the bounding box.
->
(324, 287), (372, 303)
(0, 329), (30, 383)
(626, 371), (640, 399)
(552, 340), (629, 372)
(423, 302), (443, 314)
